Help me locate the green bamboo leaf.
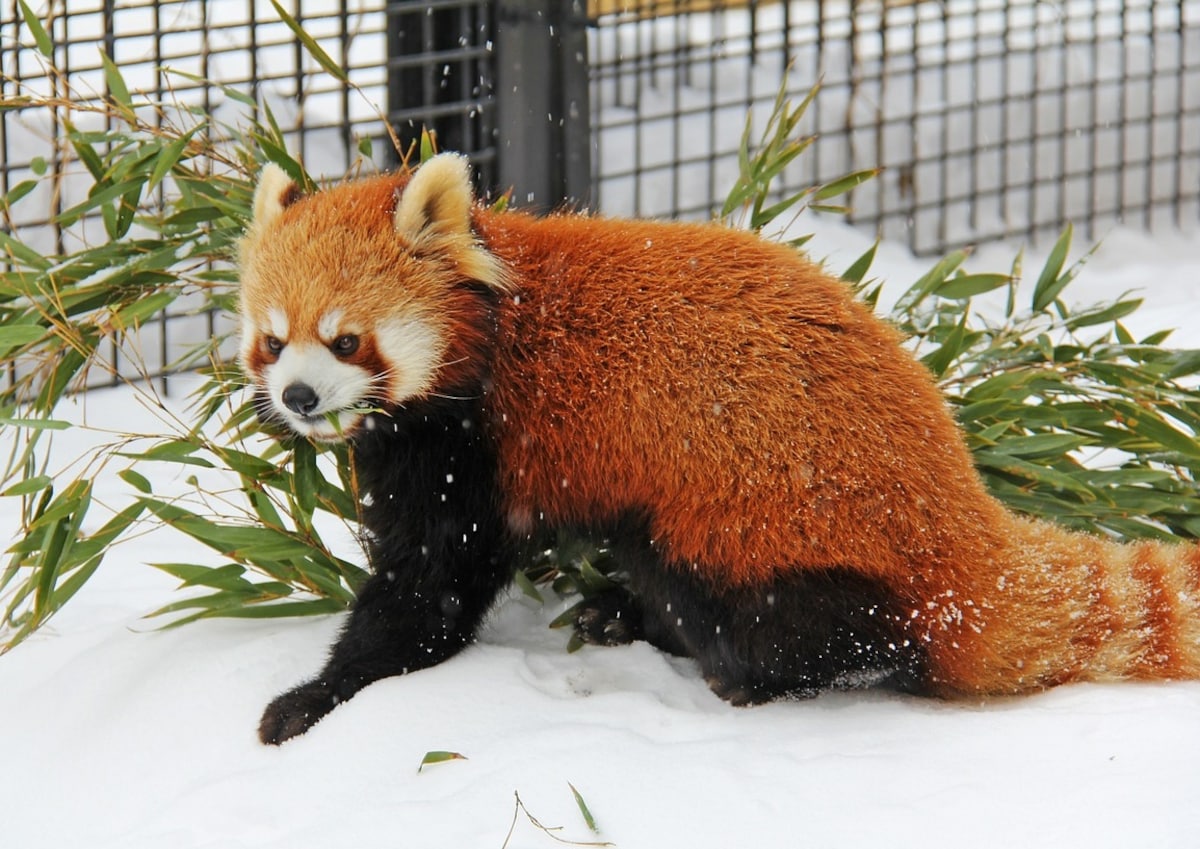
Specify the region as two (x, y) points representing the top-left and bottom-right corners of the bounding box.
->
(0, 323), (45, 350)
(956, 398), (1016, 424)
(812, 168), (880, 201)
(841, 240), (878, 286)
(0, 230), (53, 270)
(1064, 298), (1142, 330)
(214, 598), (349, 619)
(1, 475), (52, 497)
(933, 273), (1012, 300)
(153, 562), (253, 592)
(750, 189), (812, 230)
(0, 416), (71, 431)
(148, 126), (199, 192)
(1141, 329), (1174, 346)
(417, 750), (467, 772)
(569, 783), (601, 834)
(62, 502), (146, 565)
(1078, 468), (1176, 488)
(121, 440), (216, 467)
(45, 553), (105, 614)
(56, 178), (145, 228)
(4, 178), (38, 207)
(896, 249), (971, 313)
(991, 432), (1091, 458)
(270, 0), (348, 82)
(1031, 225), (1073, 312)
(291, 439), (319, 520)
(17, 0), (53, 58)
(805, 203), (852, 215)
(549, 601), (584, 629)
(921, 315), (970, 378)
(973, 450), (1096, 496)
(99, 49), (134, 118)
(1164, 350), (1200, 380)
(109, 290), (177, 330)
(419, 127), (436, 163)
(1109, 400), (1200, 459)
(513, 568), (544, 603)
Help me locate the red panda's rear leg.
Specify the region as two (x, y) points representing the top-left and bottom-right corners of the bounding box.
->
(614, 550), (930, 704)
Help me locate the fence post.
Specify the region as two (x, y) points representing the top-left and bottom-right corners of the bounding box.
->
(493, 0), (591, 210)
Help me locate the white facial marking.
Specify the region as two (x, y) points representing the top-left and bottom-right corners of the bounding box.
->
(267, 307), (290, 341)
(375, 316), (445, 402)
(266, 342), (373, 441)
(238, 315), (258, 365)
(318, 308), (345, 343)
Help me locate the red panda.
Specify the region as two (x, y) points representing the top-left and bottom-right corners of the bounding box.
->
(240, 153), (1200, 745)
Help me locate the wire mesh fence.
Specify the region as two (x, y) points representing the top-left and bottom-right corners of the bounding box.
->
(590, 0), (1200, 255)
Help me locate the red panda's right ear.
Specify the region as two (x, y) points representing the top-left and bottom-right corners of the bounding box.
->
(252, 163), (301, 230)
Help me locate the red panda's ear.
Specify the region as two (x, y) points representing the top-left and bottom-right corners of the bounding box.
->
(393, 153), (474, 244)
(393, 153), (511, 292)
(252, 163), (301, 230)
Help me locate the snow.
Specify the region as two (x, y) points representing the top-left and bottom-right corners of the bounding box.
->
(4, 220), (1200, 848)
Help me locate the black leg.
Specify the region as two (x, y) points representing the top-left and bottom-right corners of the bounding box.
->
(585, 521), (928, 704)
(259, 405), (510, 744)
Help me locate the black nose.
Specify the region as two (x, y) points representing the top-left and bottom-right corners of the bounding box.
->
(281, 382), (320, 416)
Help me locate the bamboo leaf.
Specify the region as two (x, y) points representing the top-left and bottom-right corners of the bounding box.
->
(841, 240), (878, 286)
(1, 475), (52, 497)
(513, 568), (544, 603)
(417, 750), (467, 772)
(148, 126), (199, 192)
(99, 49), (134, 118)
(569, 783), (601, 834)
(812, 168), (880, 201)
(933, 273), (1012, 301)
(17, 0), (53, 58)
(896, 249), (971, 313)
(1032, 225), (1073, 312)
(270, 0), (348, 83)
(0, 416), (71, 431)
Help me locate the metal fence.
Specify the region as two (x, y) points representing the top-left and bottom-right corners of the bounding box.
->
(589, 0), (1200, 254)
(1, 0), (1197, 384)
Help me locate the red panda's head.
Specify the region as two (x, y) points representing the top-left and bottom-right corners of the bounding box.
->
(237, 154), (510, 441)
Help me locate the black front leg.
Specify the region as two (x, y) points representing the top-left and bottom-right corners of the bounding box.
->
(259, 406), (510, 744)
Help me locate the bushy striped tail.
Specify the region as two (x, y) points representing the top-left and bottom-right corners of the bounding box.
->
(922, 515), (1200, 696)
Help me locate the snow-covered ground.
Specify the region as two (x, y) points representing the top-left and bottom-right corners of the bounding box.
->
(3, 217), (1200, 849)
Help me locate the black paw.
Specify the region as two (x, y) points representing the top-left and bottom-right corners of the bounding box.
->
(258, 679), (340, 745)
(705, 672), (815, 706)
(572, 588), (643, 647)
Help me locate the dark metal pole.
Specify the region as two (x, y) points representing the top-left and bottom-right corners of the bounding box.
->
(493, 0), (592, 211)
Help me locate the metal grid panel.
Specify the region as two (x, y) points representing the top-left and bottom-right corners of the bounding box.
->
(386, 0), (497, 173)
(589, 0), (1200, 255)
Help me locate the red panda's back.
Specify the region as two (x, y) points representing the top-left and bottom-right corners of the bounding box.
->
(477, 211), (1006, 587)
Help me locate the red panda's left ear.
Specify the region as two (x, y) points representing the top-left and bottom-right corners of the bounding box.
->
(394, 153), (511, 292)
(252, 163), (301, 230)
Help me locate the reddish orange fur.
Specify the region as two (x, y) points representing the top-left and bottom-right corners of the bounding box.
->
(241, 166), (1200, 699)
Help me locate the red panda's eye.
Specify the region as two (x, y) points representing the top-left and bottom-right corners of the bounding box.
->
(332, 334), (359, 357)
(264, 336), (284, 355)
